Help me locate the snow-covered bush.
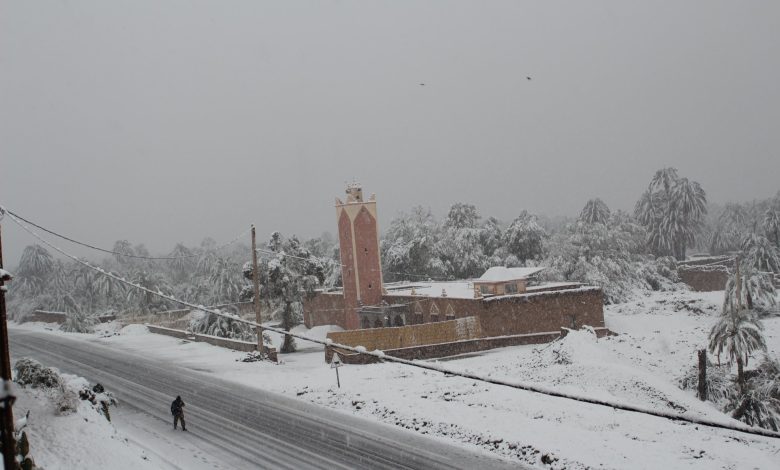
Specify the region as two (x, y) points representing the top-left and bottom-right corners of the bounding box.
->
(727, 388), (780, 431)
(14, 358), (61, 389)
(188, 309), (256, 341)
(678, 361), (736, 405)
(60, 303), (97, 334)
(724, 356), (780, 431)
(78, 383), (118, 422)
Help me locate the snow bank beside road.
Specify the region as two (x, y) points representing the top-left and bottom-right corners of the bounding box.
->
(13, 379), (158, 470)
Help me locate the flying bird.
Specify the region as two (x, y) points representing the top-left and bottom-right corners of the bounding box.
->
(419, 83), (425, 86)
(526, 76), (532, 81)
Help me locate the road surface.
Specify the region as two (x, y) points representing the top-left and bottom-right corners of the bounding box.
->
(10, 328), (525, 470)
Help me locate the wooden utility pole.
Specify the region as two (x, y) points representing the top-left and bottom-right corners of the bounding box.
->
(251, 225), (264, 355)
(0, 222), (17, 470)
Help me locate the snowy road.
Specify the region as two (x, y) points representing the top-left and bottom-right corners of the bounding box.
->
(9, 329), (520, 470)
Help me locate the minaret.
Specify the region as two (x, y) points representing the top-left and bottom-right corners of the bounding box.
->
(335, 183), (383, 329)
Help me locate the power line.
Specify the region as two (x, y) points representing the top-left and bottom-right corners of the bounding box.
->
(0, 206), (250, 260)
(5, 210), (780, 440)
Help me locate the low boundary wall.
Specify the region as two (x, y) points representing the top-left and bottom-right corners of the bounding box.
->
(146, 325), (278, 361)
(24, 311), (116, 324)
(326, 327), (611, 364)
(325, 316), (482, 352)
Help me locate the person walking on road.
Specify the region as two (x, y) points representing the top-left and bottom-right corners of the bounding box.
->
(171, 395), (187, 431)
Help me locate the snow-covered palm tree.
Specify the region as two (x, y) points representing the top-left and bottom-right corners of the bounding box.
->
(649, 167), (679, 197)
(742, 233), (780, 273)
(209, 257), (242, 304)
(126, 271), (171, 314)
(167, 243), (194, 282)
(634, 168), (707, 260)
(18, 245), (54, 278)
(669, 177), (707, 259)
(112, 240), (134, 265)
(579, 198), (611, 225)
(764, 207), (780, 249)
(710, 264), (768, 389)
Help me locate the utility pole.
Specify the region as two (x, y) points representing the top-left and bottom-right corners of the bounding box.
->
(251, 225), (264, 355)
(0, 222), (17, 470)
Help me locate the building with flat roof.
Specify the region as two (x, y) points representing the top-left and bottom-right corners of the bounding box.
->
(304, 184), (606, 344)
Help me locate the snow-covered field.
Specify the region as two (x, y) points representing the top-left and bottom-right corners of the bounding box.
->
(11, 289), (780, 469)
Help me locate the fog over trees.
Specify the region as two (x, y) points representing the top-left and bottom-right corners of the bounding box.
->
(5, 167), (779, 325)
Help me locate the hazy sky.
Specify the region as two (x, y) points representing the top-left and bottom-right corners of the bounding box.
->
(1, 1), (779, 263)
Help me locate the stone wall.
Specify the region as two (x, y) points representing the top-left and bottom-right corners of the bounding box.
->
(124, 308), (192, 329)
(480, 287), (604, 337)
(326, 316), (483, 351)
(303, 291), (346, 328)
(24, 311), (116, 324)
(679, 266), (729, 292)
(326, 327), (611, 363)
(387, 287), (604, 337)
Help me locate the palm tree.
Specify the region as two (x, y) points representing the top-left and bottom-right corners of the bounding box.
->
(742, 233), (780, 273)
(635, 169), (707, 260)
(167, 243), (194, 282)
(209, 257), (242, 304)
(18, 245), (54, 278)
(112, 240), (134, 265)
(579, 198), (611, 225)
(764, 207), (780, 249)
(127, 271), (171, 314)
(669, 177), (707, 259)
(709, 263), (768, 390)
(94, 270), (125, 308)
(650, 167), (679, 197)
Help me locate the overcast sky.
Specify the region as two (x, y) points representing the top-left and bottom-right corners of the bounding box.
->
(1, 1), (779, 264)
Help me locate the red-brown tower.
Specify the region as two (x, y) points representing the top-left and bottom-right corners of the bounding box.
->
(336, 183), (383, 329)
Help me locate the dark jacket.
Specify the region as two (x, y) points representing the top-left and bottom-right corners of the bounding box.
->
(171, 398), (185, 416)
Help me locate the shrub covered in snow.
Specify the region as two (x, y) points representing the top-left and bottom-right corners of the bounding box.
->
(78, 383), (118, 422)
(678, 361), (736, 406)
(188, 309), (256, 342)
(726, 356), (780, 431)
(14, 358), (61, 389)
(60, 305), (98, 334)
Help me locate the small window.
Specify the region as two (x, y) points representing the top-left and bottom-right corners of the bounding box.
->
(480, 285), (490, 295)
(368, 283), (372, 289)
(430, 314), (440, 323)
(505, 283), (518, 294)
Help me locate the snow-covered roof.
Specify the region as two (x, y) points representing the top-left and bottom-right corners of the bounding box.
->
(476, 267), (544, 283)
(0, 268), (12, 280)
(384, 281), (476, 299)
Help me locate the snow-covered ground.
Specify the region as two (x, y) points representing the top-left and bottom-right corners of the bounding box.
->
(11, 289), (780, 469)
